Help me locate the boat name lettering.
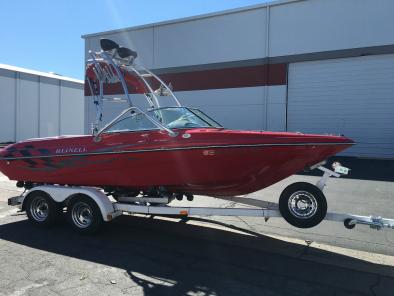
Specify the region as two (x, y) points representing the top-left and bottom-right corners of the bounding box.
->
(55, 147), (87, 154)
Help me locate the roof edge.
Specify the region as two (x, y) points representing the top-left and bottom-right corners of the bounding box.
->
(81, 0), (306, 39)
(0, 64), (84, 84)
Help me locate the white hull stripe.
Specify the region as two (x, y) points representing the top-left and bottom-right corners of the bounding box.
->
(0, 142), (353, 161)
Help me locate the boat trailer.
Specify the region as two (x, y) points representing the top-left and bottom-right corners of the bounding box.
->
(7, 164), (394, 234)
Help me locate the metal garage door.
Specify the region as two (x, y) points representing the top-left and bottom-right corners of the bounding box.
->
(288, 54), (394, 158)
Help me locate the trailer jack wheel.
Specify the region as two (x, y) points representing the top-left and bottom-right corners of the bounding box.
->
(279, 182), (327, 229)
(344, 218), (356, 229)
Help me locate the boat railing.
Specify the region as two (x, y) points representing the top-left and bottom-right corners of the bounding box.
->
(95, 106), (178, 141)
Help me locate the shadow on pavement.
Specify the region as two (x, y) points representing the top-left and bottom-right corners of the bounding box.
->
(299, 156), (394, 182)
(1, 216), (394, 295)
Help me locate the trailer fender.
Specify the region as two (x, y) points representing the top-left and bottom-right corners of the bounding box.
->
(22, 185), (116, 221)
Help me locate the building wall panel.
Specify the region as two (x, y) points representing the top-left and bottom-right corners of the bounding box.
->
(154, 8), (267, 68)
(17, 73), (39, 141)
(269, 0), (394, 57)
(266, 85), (287, 131)
(60, 81), (85, 135)
(39, 77), (60, 137)
(0, 69), (16, 142)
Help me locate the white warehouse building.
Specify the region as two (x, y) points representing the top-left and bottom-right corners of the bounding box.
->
(0, 64), (84, 143)
(82, 0), (394, 159)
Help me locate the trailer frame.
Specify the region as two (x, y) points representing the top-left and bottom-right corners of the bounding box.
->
(7, 165), (394, 232)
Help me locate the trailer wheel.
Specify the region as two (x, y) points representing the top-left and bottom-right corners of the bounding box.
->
(67, 195), (103, 234)
(25, 191), (60, 227)
(279, 182), (327, 228)
(344, 218), (356, 229)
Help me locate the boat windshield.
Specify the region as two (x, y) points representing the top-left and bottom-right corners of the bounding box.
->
(104, 107), (222, 133)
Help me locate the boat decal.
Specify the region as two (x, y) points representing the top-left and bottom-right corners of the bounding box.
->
(19, 149), (32, 157)
(2, 145), (39, 167)
(3, 153), (15, 159)
(23, 155), (120, 172)
(0, 142), (354, 161)
(55, 147), (87, 154)
(41, 157), (57, 168)
(38, 148), (51, 155)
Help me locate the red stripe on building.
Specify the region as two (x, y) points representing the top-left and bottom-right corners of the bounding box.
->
(85, 63), (287, 96)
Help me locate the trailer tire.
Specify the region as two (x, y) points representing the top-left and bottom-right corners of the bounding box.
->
(279, 182), (327, 229)
(25, 191), (61, 227)
(344, 218), (356, 229)
(67, 195), (103, 234)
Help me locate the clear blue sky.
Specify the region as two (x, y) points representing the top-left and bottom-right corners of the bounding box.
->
(0, 0), (268, 80)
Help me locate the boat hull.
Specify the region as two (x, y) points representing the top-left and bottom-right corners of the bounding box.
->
(0, 129), (354, 196)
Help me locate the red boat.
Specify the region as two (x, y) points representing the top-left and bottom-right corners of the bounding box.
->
(0, 39), (354, 230)
(0, 126), (353, 196)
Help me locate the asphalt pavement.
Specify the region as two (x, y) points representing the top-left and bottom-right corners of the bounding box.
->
(1, 172), (394, 295)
